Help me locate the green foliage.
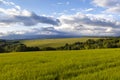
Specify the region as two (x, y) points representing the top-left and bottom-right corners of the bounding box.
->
(1, 49), (120, 80)
(15, 44), (27, 52)
(58, 38), (120, 50)
(0, 40), (40, 53)
(0, 47), (5, 53)
(42, 47), (56, 51)
(27, 47), (40, 51)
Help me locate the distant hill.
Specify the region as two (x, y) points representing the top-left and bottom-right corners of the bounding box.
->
(0, 34), (82, 40)
(21, 37), (100, 48)
(0, 34), (116, 40)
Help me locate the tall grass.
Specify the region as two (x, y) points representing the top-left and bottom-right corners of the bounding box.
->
(0, 48), (120, 80)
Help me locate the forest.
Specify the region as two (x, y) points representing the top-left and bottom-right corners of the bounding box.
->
(0, 38), (120, 53)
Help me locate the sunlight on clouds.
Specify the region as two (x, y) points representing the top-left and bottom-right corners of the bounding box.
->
(92, 0), (120, 13)
(55, 12), (120, 36)
(1, 0), (120, 39)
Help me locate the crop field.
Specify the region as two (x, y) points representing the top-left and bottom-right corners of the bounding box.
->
(21, 37), (100, 48)
(1, 48), (120, 80)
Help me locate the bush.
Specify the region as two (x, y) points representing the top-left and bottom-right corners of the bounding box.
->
(42, 47), (56, 51)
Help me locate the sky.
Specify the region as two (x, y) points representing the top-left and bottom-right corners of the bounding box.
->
(0, 0), (120, 39)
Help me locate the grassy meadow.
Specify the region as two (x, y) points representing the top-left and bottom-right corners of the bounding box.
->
(1, 48), (120, 80)
(21, 37), (100, 48)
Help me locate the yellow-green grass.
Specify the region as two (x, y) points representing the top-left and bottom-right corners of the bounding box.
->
(1, 48), (120, 80)
(21, 37), (100, 48)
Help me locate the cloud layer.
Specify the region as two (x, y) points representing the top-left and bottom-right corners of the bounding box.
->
(0, 0), (60, 27)
(92, 0), (120, 13)
(0, 12), (60, 26)
(1, 0), (120, 39)
(56, 13), (120, 36)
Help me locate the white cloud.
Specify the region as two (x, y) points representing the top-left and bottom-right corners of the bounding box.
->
(0, 0), (14, 6)
(0, 8), (21, 16)
(0, 0), (21, 10)
(0, 0), (24, 16)
(57, 1), (70, 5)
(85, 8), (94, 12)
(1, 12), (120, 38)
(106, 7), (120, 13)
(105, 28), (113, 32)
(0, 27), (65, 39)
(70, 8), (76, 11)
(55, 13), (120, 36)
(0, 12), (60, 27)
(0, 0), (60, 27)
(57, 2), (63, 5)
(92, 0), (120, 13)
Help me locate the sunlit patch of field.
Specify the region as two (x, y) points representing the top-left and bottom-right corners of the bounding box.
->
(21, 38), (100, 48)
(1, 48), (120, 80)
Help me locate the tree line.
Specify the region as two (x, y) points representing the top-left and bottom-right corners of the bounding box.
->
(57, 38), (120, 50)
(0, 38), (120, 53)
(0, 40), (39, 53)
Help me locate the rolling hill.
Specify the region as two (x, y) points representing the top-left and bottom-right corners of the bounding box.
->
(21, 37), (100, 48)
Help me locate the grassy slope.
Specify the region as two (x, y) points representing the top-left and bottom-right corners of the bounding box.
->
(1, 49), (120, 80)
(21, 37), (100, 48)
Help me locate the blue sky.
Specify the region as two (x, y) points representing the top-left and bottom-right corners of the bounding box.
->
(11, 0), (93, 16)
(0, 0), (120, 39)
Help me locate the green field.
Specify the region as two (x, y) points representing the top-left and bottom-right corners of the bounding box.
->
(21, 38), (100, 48)
(1, 49), (120, 80)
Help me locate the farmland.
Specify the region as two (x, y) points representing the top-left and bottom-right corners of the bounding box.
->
(21, 37), (100, 48)
(1, 48), (120, 80)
